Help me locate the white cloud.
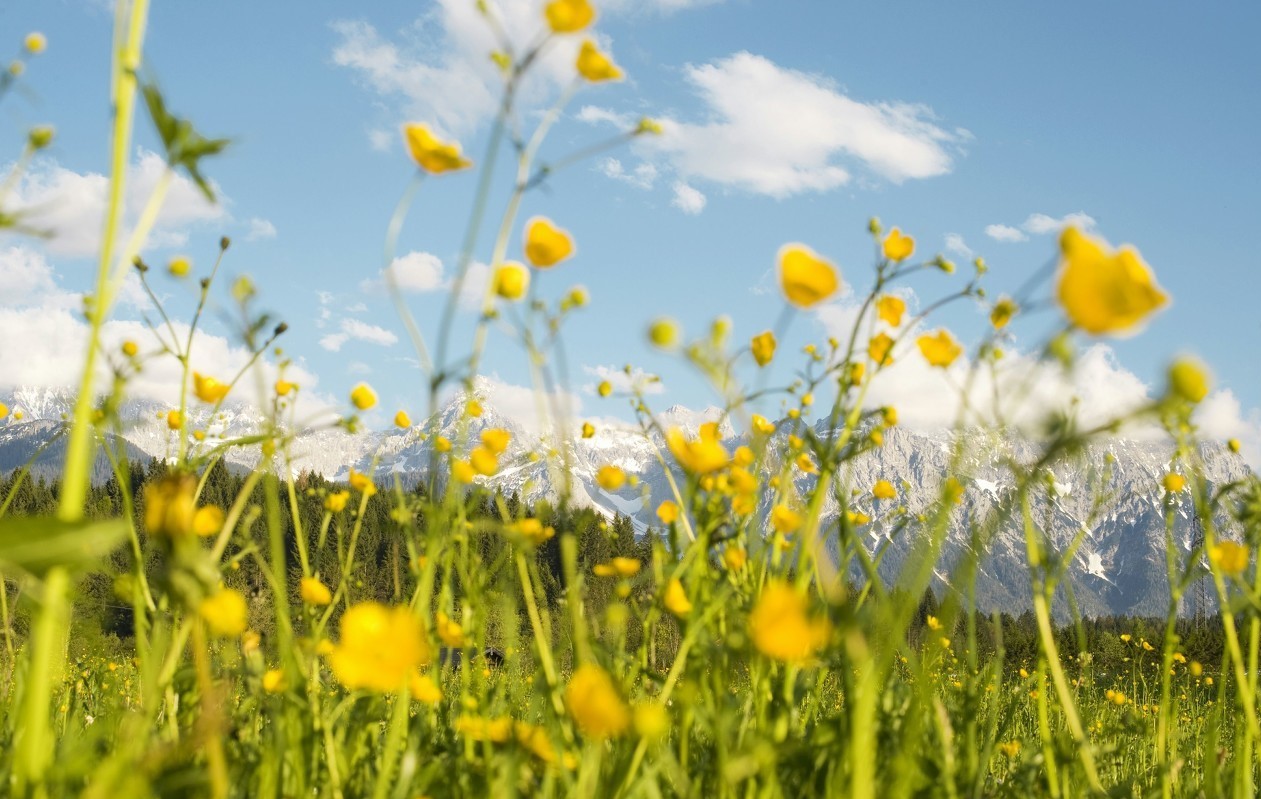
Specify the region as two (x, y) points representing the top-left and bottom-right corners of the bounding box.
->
(385, 251), (445, 292)
(1021, 212), (1096, 235)
(582, 364), (666, 396)
(5, 150), (228, 259)
(576, 105), (633, 128)
(348, 361), (373, 375)
(599, 158), (659, 190)
(319, 333), (349, 352)
(984, 224), (1027, 243)
(368, 128), (394, 152)
(644, 52), (966, 198)
(671, 181), (707, 215)
(245, 217), (277, 241)
(321, 318), (398, 351)
(944, 233), (973, 259)
(0, 245), (63, 308)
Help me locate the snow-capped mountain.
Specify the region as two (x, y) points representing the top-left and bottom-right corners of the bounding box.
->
(2, 383), (1250, 618)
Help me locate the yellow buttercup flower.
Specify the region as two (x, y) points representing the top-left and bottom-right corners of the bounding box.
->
(1210, 541), (1249, 577)
(1168, 358), (1209, 404)
(656, 500), (679, 525)
(144, 474), (197, 538)
(868, 332), (894, 366)
(327, 602), (431, 693)
(633, 703), (669, 741)
(192, 505), (224, 538)
(882, 228), (915, 262)
(24, 32), (47, 54)
(524, 217), (575, 268)
(436, 611), (466, 648)
(751, 414), (775, 435)
(611, 557), (641, 577)
(262, 669), (286, 694)
(565, 664), (630, 740)
(275, 379), (296, 396)
(770, 504), (802, 535)
(876, 295), (906, 327)
(649, 318), (680, 349)
(350, 383), (377, 411)
(466, 399), (483, 417)
(545, 0), (596, 33)
(199, 589), (249, 638)
(324, 490), (350, 513)
(597, 380), (613, 397)
(0, 402), (8, 419)
(636, 117), (664, 135)
(193, 372), (230, 404)
(663, 579), (692, 617)
(795, 453), (817, 474)
(998, 741), (1021, 758)
(167, 256), (191, 277)
(433, 435), (452, 453)
(1056, 226), (1167, 335)
(576, 40), (622, 82)
(470, 446), (499, 476)
(410, 673), (442, 704)
(301, 577), (333, 606)
(166, 410), (183, 430)
(403, 123), (472, 174)
(1228, 439), (1241, 454)
(348, 469), (376, 496)
(872, 480), (897, 500)
(394, 410), (412, 428)
(121, 340), (139, 358)
(1162, 473), (1186, 493)
(990, 297), (1018, 329)
(477, 429), (509, 456)
(778, 244), (839, 308)
(749, 581), (831, 663)
(452, 460), (476, 483)
(667, 422), (729, 474)
(596, 465), (626, 491)
(751, 330), (776, 367)
(723, 546), (748, 571)
(917, 329), (963, 368)
(494, 261), (530, 300)
(582, 421), (596, 438)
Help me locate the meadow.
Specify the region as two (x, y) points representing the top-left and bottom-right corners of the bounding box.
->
(1, 2), (1260, 797)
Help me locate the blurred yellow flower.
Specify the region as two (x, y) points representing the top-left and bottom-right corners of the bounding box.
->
(1228, 438), (1241, 454)
(324, 490), (350, 513)
(1162, 473), (1186, 493)
(998, 740), (1021, 758)
(596, 465), (626, 491)
(121, 340), (139, 358)
(143, 474), (197, 538)
(778, 244), (839, 308)
(167, 256), (191, 277)
(193, 372), (230, 404)
(882, 228), (915, 262)
(403, 123), (472, 174)
(633, 703), (669, 741)
(1168, 358), (1209, 404)
(328, 602), (430, 693)
(470, 446), (499, 476)
(545, 0), (595, 33)
(612, 557), (641, 577)
(656, 500), (679, 524)
(990, 297), (1017, 329)
(565, 664), (630, 740)
(868, 333), (894, 366)
(0, 402), (7, 419)
(723, 546), (748, 570)
(771, 504), (802, 535)
(917, 329), (962, 368)
(636, 117), (664, 135)
(582, 421), (596, 438)
(1056, 226), (1167, 335)
(872, 480), (897, 500)
(166, 410), (183, 430)
(480, 428), (512, 455)
(876, 295), (906, 327)
(494, 261), (530, 300)
(576, 40), (622, 82)
(664, 579), (692, 617)
(749, 330), (776, 366)
(1210, 541), (1249, 577)
(262, 669), (286, 694)
(410, 673), (442, 704)
(524, 217), (575, 268)
(649, 318), (680, 349)
(433, 435), (452, 453)
(795, 453), (817, 474)
(199, 589), (249, 638)
(597, 380), (613, 397)
(436, 611), (465, 648)
(467, 399), (484, 417)
(667, 423), (729, 474)
(452, 460), (476, 483)
(301, 577), (333, 606)
(927, 615), (942, 631)
(348, 470), (377, 496)
(751, 414), (775, 435)
(749, 581), (831, 663)
(394, 410), (412, 428)
(275, 379), (296, 396)
(350, 383), (377, 411)
(24, 32), (47, 54)
(192, 505), (224, 538)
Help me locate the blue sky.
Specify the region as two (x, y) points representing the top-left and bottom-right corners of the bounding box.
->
(2, 0), (1259, 454)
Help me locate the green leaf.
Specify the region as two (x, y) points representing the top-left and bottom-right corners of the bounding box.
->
(0, 516), (129, 577)
(141, 81), (231, 202)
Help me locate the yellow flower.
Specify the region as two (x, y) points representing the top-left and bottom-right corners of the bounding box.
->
(882, 228), (915, 262)
(749, 581), (831, 663)
(596, 465), (626, 491)
(433, 435), (452, 453)
(1055, 226), (1167, 335)
(410, 673), (442, 704)
(990, 297), (1018, 329)
(394, 410), (412, 429)
(510, 518), (556, 546)
(192, 372), (230, 404)
(348, 469), (377, 496)
(479, 429), (512, 456)
(199, 589), (249, 638)
(1120, 633), (1132, 642)
(466, 399), (483, 418)
(0, 402), (7, 419)
(300, 577), (333, 606)
(192, 505), (224, 538)
(612, 557), (641, 577)
(494, 261), (530, 300)
(795, 453), (817, 474)
(1142, 640), (1155, 652)
(868, 332), (894, 366)
(633, 703), (669, 741)
(751, 414), (775, 435)
(576, 40), (622, 82)
(582, 422), (596, 438)
(1162, 473), (1186, 493)
(167, 256), (191, 277)
(771, 504), (802, 535)
(917, 329), (963, 368)
(456, 715), (513, 743)
(565, 664), (630, 740)
(848, 361), (866, 384)
(1190, 661), (1203, 677)
(452, 460), (476, 484)
(1210, 541), (1249, 577)
(656, 500), (679, 525)
(648, 318), (679, 349)
(545, 0), (596, 33)
(882, 406), (898, 427)
(723, 547), (748, 571)
(750, 330), (776, 366)
(663, 579), (692, 617)
(349, 383), (380, 411)
(143, 474), (197, 538)
(778, 244), (840, 308)
(872, 480), (897, 500)
(402, 123), (472, 174)
(275, 379), (296, 396)
(524, 217), (575, 268)
(262, 669), (286, 694)
(998, 740), (1021, 758)
(667, 423), (729, 474)
(942, 476), (964, 505)
(636, 117), (664, 135)
(121, 340), (139, 358)
(324, 490), (350, 513)
(470, 446), (499, 476)
(876, 295), (906, 327)
(926, 615), (942, 631)
(24, 32), (47, 54)
(328, 602), (430, 693)
(597, 380), (613, 397)
(436, 611), (465, 648)
(1228, 438), (1241, 454)
(1168, 358), (1209, 404)
(166, 410), (183, 430)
